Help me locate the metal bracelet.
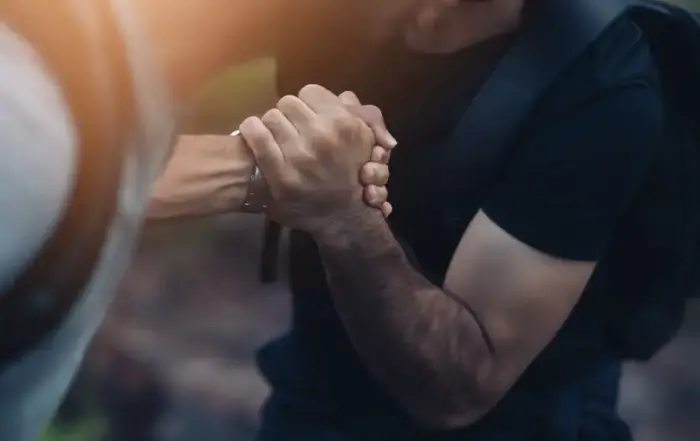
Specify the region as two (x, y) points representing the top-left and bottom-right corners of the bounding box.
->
(232, 130), (269, 213)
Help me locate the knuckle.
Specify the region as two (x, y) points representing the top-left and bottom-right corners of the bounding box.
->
(296, 149), (317, 166)
(361, 163), (388, 185)
(370, 146), (389, 163)
(330, 114), (359, 137)
(360, 104), (384, 125)
(309, 121), (335, 144)
(239, 117), (267, 145)
(277, 94), (300, 111)
(380, 148), (392, 164)
(278, 174), (302, 196)
(238, 116), (258, 134)
(376, 166), (390, 185)
(364, 104), (383, 119)
(371, 146), (384, 162)
(261, 108), (284, 125)
(359, 123), (376, 147)
(248, 131), (269, 147)
(278, 174), (294, 190)
(365, 185), (382, 205)
(262, 107), (283, 120)
(340, 90), (361, 104)
(298, 84), (324, 100)
(360, 164), (374, 184)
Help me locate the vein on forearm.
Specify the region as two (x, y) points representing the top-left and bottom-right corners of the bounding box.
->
(146, 135), (255, 219)
(314, 208), (494, 423)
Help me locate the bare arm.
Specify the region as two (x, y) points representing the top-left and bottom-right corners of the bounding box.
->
(314, 209), (593, 428)
(241, 83), (662, 430)
(146, 135), (255, 219)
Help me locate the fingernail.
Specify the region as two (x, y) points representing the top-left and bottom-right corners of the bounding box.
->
(386, 132), (398, 148)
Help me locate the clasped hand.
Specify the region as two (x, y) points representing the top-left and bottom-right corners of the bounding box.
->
(240, 85), (394, 233)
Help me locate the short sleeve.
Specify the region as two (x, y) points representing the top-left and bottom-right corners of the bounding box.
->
(481, 81), (664, 261)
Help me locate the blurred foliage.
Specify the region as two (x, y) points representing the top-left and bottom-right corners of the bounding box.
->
(671, 0), (700, 9)
(183, 58), (276, 134)
(36, 417), (106, 441)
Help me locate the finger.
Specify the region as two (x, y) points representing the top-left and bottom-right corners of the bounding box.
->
(340, 92), (395, 151)
(339, 91), (362, 107)
(346, 104), (397, 149)
(239, 116), (286, 179)
(298, 84), (347, 116)
(381, 201), (393, 218)
(363, 184), (389, 208)
(363, 185), (381, 208)
(371, 145), (391, 164)
(360, 162), (389, 187)
(260, 108), (302, 157)
(276, 94), (316, 129)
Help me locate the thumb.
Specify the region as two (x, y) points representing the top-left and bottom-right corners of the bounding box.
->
(339, 90), (362, 106)
(340, 92), (397, 149)
(350, 104), (398, 149)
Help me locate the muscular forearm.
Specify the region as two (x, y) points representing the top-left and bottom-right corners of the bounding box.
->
(147, 135), (255, 219)
(314, 208), (494, 428)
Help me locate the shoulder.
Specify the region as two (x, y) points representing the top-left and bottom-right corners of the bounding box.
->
(512, 14), (665, 175)
(527, 14), (661, 127)
(0, 25), (77, 292)
(481, 16), (665, 261)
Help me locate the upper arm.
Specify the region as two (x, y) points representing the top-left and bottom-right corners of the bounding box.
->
(443, 81), (663, 404)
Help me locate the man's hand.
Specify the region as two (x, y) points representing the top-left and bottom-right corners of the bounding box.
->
(340, 91), (395, 218)
(239, 85), (389, 232)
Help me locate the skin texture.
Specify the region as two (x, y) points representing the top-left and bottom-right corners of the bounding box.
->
(240, 84), (597, 429)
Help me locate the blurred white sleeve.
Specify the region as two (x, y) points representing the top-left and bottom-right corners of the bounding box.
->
(0, 24), (77, 292)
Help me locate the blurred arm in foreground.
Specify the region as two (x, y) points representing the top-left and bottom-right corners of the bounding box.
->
(0, 2), (394, 440)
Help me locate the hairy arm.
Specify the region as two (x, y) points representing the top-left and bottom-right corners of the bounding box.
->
(315, 208), (593, 428)
(314, 82), (662, 429)
(314, 209), (496, 427)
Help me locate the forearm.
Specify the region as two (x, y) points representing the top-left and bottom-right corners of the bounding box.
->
(147, 135), (255, 219)
(314, 208), (493, 427)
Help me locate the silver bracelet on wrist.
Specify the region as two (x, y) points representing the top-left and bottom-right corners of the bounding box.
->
(231, 130), (269, 213)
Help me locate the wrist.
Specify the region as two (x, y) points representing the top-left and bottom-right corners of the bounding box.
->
(232, 130), (270, 213)
(311, 203), (383, 244)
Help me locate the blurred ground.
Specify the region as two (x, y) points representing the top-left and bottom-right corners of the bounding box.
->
(96, 215), (289, 441)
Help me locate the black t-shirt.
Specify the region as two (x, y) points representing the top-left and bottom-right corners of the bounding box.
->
(259, 8), (667, 440)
